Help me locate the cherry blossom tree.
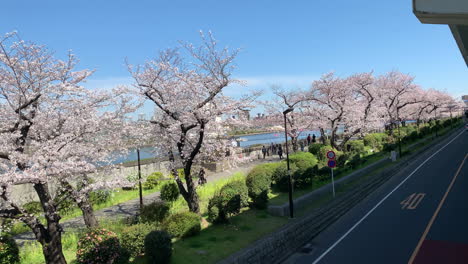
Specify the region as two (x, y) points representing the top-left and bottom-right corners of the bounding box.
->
(0, 32), (135, 263)
(263, 86), (310, 152)
(374, 71), (422, 133)
(129, 32), (255, 213)
(336, 72), (384, 150)
(306, 72), (352, 149)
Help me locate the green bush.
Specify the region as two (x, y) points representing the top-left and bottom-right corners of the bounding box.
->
(345, 140), (365, 156)
(163, 212), (201, 238)
(272, 163), (298, 192)
(76, 228), (128, 264)
(120, 223), (154, 258)
(89, 189), (112, 206)
(0, 235), (19, 264)
(288, 152), (318, 172)
(294, 166), (316, 188)
(160, 182), (180, 203)
(145, 230), (172, 264)
(246, 166), (273, 209)
(169, 168), (185, 179)
(363, 133), (388, 151)
(54, 192), (77, 216)
(208, 180), (249, 223)
(22, 201), (42, 215)
(143, 172), (164, 190)
(308, 143), (325, 156)
(140, 201), (170, 223)
(348, 155), (362, 169)
(318, 145), (341, 162)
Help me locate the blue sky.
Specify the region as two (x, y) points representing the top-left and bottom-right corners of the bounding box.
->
(1, 0), (467, 117)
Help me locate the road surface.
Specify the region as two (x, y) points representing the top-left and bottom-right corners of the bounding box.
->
(288, 128), (468, 264)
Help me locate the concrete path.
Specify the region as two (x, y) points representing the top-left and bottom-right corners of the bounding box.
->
(14, 155), (281, 245)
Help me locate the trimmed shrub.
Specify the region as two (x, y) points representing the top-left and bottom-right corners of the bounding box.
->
(336, 153), (350, 168)
(345, 140), (365, 156)
(0, 235), (19, 264)
(272, 163), (298, 192)
(208, 180), (249, 223)
(145, 230), (172, 264)
(308, 143), (325, 156)
(348, 154), (362, 169)
(76, 228), (129, 264)
(140, 201), (170, 223)
(207, 197), (222, 223)
(160, 181), (180, 203)
(22, 201), (42, 215)
(246, 166), (273, 209)
(143, 172), (164, 190)
(363, 133), (388, 151)
(163, 212), (201, 238)
(288, 152), (318, 172)
(294, 166), (316, 188)
(120, 223), (154, 258)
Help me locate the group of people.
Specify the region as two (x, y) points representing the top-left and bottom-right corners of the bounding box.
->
(262, 143), (284, 159)
(306, 134), (317, 145)
(261, 133), (318, 160)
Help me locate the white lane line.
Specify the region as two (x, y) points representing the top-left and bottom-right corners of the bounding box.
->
(311, 129), (466, 264)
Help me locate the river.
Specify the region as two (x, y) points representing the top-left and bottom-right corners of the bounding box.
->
(113, 130), (322, 164)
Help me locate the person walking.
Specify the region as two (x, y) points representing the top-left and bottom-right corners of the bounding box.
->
(312, 134), (317, 143)
(307, 134), (311, 145)
(198, 168), (207, 185)
(278, 145), (283, 159)
(300, 141), (305, 151)
(262, 145), (267, 159)
(271, 142), (275, 155)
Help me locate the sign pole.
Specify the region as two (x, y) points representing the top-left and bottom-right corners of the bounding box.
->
(331, 167), (335, 198)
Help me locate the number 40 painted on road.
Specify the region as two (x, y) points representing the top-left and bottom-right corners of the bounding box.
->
(401, 193), (426, 210)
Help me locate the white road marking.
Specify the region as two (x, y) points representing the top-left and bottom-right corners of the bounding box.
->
(311, 129), (466, 264)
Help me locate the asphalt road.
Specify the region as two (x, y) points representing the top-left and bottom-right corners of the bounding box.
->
(289, 128), (468, 264)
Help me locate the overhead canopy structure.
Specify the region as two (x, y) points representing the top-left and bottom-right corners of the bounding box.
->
(413, 0), (468, 66)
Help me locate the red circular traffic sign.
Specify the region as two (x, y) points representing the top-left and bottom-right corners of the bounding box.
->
(326, 150), (336, 160)
(327, 159), (336, 168)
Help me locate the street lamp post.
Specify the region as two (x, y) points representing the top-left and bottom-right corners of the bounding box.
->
(137, 148), (143, 210)
(283, 107), (294, 219)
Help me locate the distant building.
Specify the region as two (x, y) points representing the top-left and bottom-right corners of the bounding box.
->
(138, 113), (146, 121)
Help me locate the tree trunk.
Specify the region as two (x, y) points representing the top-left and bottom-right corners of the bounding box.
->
(184, 170), (200, 214)
(319, 128), (327, 144)
(78, 200), (99, 228)
(32, 183), (67, 264)
(40, 227), (67, 264)
(291, 136), (298, 152)
(330, 127), (338, 149)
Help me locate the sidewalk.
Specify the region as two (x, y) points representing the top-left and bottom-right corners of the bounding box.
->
(14, 155), (281, 245)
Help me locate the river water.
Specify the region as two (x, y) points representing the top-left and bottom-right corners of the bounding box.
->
(113, 130), (322, 164)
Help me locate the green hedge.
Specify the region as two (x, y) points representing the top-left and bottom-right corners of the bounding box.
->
(145, 230), (172, 264)
(163, 212), (201, 238)
(246, 166), (274, 209)
(120, 223), (154, 258)
(208, 180), (249, 223)
(288, 152), (318, 172)
(140, 201), (170, 223)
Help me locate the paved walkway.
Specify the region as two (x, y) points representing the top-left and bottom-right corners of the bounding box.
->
(14, 155), (282, 245)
